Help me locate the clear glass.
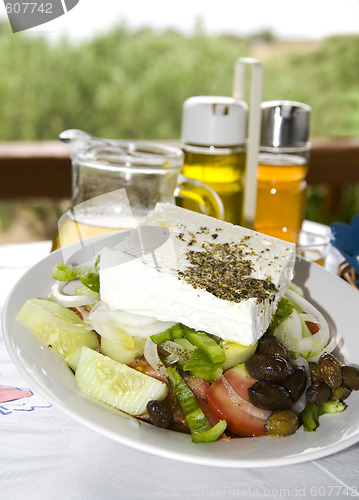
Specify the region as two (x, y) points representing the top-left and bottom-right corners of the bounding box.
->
(255, 226), (329, 266)
(52, 133), (223, 250)
(296, 230), (329, 266)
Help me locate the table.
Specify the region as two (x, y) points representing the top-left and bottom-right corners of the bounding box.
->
(1, 236), (358, 500)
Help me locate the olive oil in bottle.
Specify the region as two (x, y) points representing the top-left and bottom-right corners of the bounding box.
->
(180, 96), (247, 225)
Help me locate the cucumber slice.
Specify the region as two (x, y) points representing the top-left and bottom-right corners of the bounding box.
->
(100, 336), (145, 365)
(220, 340), (257, 371)
(75, 347), (168, 415)
(17, 298), (99, 367)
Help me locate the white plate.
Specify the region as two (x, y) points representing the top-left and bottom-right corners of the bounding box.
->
(2, 236), (359, 468)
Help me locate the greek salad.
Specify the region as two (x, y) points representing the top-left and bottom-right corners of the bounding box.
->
(16, 258), (359, 443)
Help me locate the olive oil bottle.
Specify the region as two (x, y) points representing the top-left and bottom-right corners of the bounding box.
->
(180, 96), (247, 226)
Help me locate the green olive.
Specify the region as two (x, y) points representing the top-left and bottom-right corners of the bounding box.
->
(265, 410), (299, 437)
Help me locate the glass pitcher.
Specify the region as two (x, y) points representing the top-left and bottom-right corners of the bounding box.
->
(51, 129), (224, 250)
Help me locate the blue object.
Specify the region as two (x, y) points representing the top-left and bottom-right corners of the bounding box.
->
(331, 214), (359, 286)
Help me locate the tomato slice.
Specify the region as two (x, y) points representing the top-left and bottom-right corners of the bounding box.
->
(302, 311), (320, 334)
(206, 376), (269, 437)
(183, 373), (221, 428)
(305, 321), (320, 334)
(224, 366), (257, 402)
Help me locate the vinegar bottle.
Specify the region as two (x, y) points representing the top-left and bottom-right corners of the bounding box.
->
(254, 101), (311, 242)
(180, 96), (247, 225)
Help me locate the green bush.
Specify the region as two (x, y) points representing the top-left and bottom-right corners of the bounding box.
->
(0, 23), (358, 141)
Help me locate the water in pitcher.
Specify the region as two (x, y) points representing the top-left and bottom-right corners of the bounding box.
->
(51, 211), (138, 251)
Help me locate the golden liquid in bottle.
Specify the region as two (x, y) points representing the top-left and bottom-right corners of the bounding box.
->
(254, 154), (308, 243)
(180, 148), (246, 225)
(51, 213), (136, 251)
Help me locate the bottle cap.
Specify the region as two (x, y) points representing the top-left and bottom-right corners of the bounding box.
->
(181, 96), (247, 147)
(260, 100), (311, 148)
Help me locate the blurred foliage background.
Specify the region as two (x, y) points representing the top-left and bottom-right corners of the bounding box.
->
(1, 22), (358, 140)
(0, 21), (358, 242)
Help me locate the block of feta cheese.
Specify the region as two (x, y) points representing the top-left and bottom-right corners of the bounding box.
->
(99, 203), (296, 346)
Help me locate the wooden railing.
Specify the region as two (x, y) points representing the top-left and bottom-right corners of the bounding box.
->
(0, 141), (71, 199)
(306, 138), (359, 217)
(0, 138), (358, 217)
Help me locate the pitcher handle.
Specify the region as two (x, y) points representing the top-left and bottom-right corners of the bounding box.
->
(175, 174), (224, 221)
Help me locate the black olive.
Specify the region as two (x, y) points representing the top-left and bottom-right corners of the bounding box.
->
(248, 380), (293, 411)
(281, 367), (307, 402)
(318, 353), (342, 390)
(256, 335), (290, 361)
(305, 382), (331, 405)
(147, 400), (173, 429)
(341, 365), (359, 391)
(265, 410), (299, 436)
(245, 353), (294, 382)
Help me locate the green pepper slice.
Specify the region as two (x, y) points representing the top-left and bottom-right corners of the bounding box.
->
(302, 400), (346, 432)
(267, 297), (294, 333)
(53, 262), (100, 293)
(181, 326), (225, 364)
(150, 324), (184, 344)
(183, 348), (223, 382)
(166, 366), (226, 443)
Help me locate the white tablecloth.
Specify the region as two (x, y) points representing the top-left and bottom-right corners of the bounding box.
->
(1, 237), (358, 500)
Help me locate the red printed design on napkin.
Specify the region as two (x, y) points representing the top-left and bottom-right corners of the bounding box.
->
(0, 385), (32, 403)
